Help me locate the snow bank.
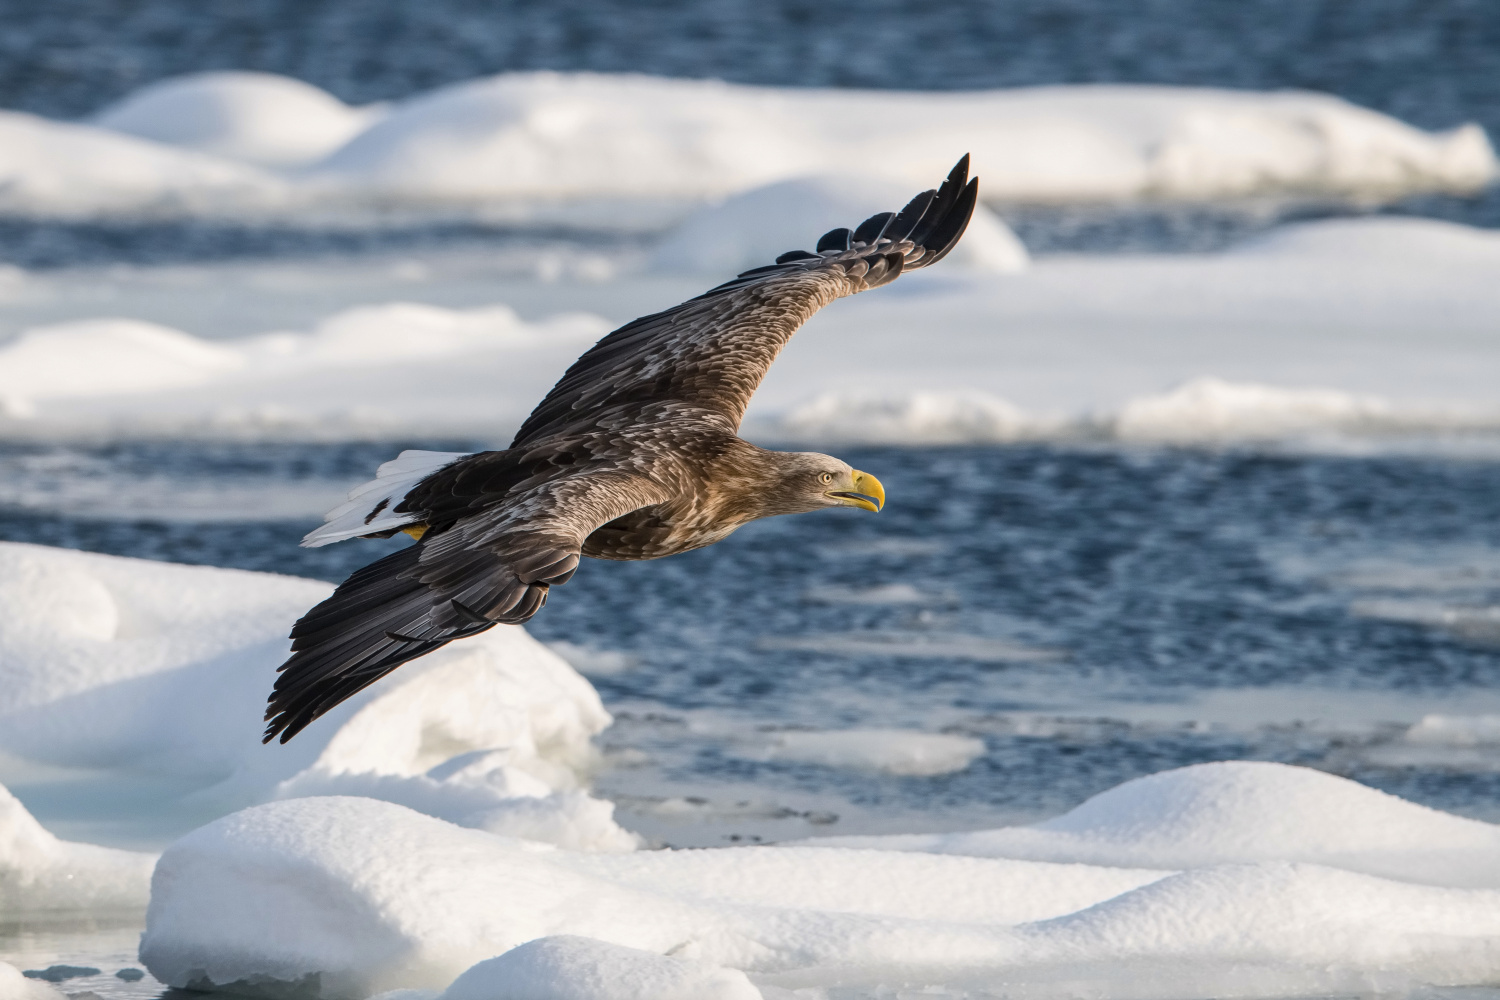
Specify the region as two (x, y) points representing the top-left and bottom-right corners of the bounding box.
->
(305, 75), (1497, 207)
(0, 780), (154, 913)
(442, 937), (760, 1000)
(810, 761), (1500, 888)
(1113, 377), (1400, 442)
(0, 542), (631, 851)
(0, 110), (284, 219)
(4, 71), (1487, 219)
(5, 215), (1500, 446)
(92, 71), (382, 168)
(140, 762), (1500, 997)
(0, 962), (66, 1000)
(648, 176), (1029, 275)
(0, 304), (606, 437)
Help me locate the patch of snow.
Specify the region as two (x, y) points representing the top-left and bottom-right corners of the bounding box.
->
(92, 71), (383, 168)
(310, 75), (1495, 208)
(761, 390), (1035, 445)
(747, 729), (987, 777)
(0, 110), (285, 219)
(0, 542), (630, 852)
(0, 962), (67, 999)
(1114, 377), (1398, 442)
(3, 217), (1500, 447)
(441, 937), (761, 1000)
(1406, 715), (1500, 747)
(648, 176), (1029, 275)
(3, 72), (1494, 219)
(0, 781), (155, 914)
(139, 762), (1500, 997)
(809, 761), (1500, 888)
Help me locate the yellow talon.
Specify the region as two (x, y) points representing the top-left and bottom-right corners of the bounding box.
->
(402, 525), (428, 541)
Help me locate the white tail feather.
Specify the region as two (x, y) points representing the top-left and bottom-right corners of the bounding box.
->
(301, 450), (470, 548)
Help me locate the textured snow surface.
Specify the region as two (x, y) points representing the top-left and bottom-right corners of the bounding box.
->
(1, 71), (1493, 219)
(0, 542), (632, 851)
(0, 781), (155, 914)
(441, 937), (761, 1000)
(139, 763), (1500, 998)
(3, 216), (1500, 447)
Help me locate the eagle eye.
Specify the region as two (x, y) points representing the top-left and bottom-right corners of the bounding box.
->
(819, 472), (833, 485)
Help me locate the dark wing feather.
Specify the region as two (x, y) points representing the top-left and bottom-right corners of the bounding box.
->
(510, 155), (978, 445)
(263, 467), (670, 743)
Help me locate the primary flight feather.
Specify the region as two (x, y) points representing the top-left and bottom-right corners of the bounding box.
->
(264, 155), (979, 743)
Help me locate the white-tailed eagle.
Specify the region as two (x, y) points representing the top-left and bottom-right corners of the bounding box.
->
(264, 156), (979, 742)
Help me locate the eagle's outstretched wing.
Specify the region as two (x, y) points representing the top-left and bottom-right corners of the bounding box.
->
(263, 461), (670, 743)
(509, 155), (978, 445)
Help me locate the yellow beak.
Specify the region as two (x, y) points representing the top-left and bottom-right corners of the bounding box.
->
(830, 469), (885, 512)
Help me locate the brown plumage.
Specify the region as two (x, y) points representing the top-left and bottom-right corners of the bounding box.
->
(263, 155), (979, 743)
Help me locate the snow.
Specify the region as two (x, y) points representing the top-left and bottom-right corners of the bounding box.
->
(200, 75), (1500, 209)
(3, 215), (1499, 449)
(0, 110), (283, 220)
(807, 761), (1500, 888)
(0, 962), (66, 1000)
(92, 71), (383, 168)
(648, 176), (1029, 276)
(0, 542), (631, 852)
(138, 762), (1500, 998)
(441, 937), (761, 1000)
(745, 729), (986, 777)
(0, 304), (607, 439)
(0, 781), (154, 914)
(0, 71), (1487, 219)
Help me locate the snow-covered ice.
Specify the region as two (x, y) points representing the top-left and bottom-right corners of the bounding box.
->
(0, 961), (66, 1000)
(440, 937), (761, 1000)
(92, 71), (384, 168)
(0, 542), (631, 851)
(742, 729), (987, 777)
(138, 762), (1500, 998)
(0, 781), (154, 914)
(3, 215), (1500, 448)
(1, 71), (1493, 219)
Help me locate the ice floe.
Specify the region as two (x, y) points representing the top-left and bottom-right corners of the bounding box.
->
(5, 215), (1499, 449)
(0, 110), (285, 220)
(138, 762), (1500, 998)
(440, 937), (761, 1000)
(0, 961), (67, 999)
(0, 781), (154, 914)
(1, 71), (1492, 220)
(92, 71), (384, 168)
(809, 760), (1500, 887)
(0, 542), (631, 851)
(743, 729), (987, 777)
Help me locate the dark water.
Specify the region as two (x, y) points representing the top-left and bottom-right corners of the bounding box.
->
(6, 440), (1499, 826)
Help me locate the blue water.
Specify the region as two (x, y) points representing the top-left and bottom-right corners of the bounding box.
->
(6, 440), (1498, 838)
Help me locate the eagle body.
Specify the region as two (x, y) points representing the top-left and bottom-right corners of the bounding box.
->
(265, 157), (979, 743)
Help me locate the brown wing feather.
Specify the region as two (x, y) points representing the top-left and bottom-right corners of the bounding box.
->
(262, 464), (670, 743)
(510, 156), (979, 445)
